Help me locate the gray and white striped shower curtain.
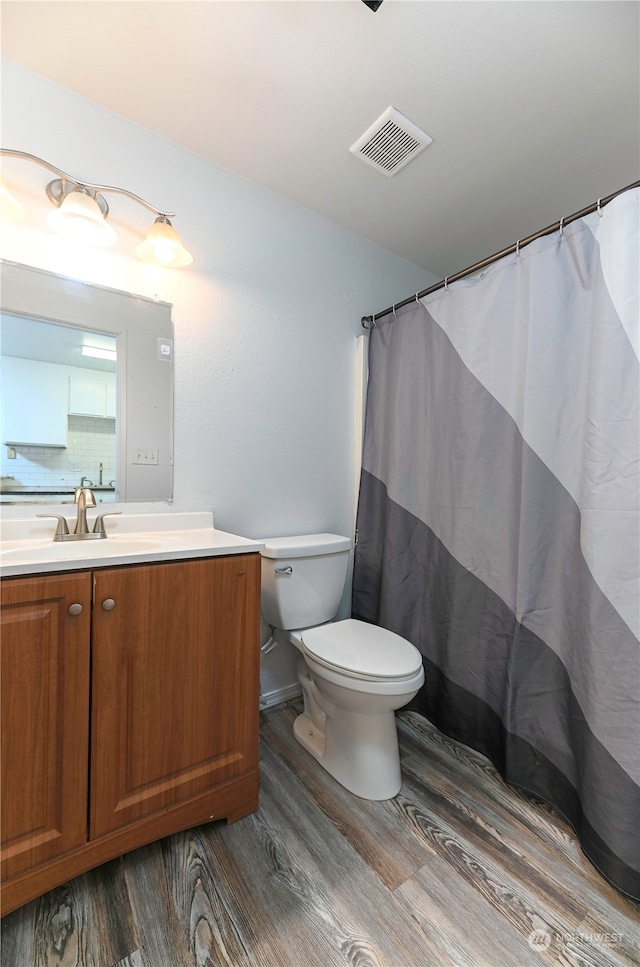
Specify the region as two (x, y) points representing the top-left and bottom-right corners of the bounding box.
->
(352, 187), (639, 899)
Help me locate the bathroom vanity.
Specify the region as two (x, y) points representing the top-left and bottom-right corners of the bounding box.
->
(0, 512), (262, 914)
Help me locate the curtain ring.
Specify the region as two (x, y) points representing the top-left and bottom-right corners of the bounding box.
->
(415, 293), (420, 304)
(444, 277), (449, 291)
(597, 198), (603, 217)
(559, 216), (565, 237)
(392, 304), (397, 317)
(515, 240), (520, 259)
(371, 313), (376, 328)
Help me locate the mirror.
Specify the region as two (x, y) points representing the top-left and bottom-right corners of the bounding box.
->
(0, 260), (173, 505)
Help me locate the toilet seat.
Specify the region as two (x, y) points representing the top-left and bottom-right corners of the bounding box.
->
(300, 618), (422, 682)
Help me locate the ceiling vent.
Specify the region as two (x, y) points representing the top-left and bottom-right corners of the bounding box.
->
(350, 106), (433, 177)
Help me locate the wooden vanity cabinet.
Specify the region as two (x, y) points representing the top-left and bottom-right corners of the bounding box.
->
(0, 553), (261, 915)
(90, 556), (260, 837)
(1, 573), (91, 880)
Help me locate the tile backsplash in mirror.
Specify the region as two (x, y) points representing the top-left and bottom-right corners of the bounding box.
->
(1, 415), (116, 500)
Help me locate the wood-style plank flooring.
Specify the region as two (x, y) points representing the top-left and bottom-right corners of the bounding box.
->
(2, 699), (639, 966)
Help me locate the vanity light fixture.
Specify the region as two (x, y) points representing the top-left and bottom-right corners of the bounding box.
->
(47, 183), (117, 248)
(0, 175), (26, 221)
(135, 215), (194, 268)
(0, 149), (193, 268)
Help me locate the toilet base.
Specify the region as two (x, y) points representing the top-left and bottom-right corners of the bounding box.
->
(293, 709), (326, 761)
(292, 703), (402, 801)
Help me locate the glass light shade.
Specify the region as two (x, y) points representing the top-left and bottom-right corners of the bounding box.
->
(47, 188), (117, 247)
(0, 176), (26, 220)
(135, 216), (193, 268)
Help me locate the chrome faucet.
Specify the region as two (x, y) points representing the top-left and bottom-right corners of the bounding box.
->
(73, 486), (97, 535)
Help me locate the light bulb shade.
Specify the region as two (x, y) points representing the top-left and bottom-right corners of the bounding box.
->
(135, 216), (193, 268)
(47, 188), (117, 247)
(0, 176), (26, 220)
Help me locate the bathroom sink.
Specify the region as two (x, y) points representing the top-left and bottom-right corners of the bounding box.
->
(0, 536), (167, 565)
(97, 537), (168, 553)
(0, 510), (261, 577)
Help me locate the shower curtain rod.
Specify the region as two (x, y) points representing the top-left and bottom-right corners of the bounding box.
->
(361, 179), (640, 329)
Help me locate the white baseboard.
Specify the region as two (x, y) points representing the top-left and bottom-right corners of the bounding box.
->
(260, 682), (302, 710)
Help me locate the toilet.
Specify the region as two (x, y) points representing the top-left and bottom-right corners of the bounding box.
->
(259, 533), (425, 800)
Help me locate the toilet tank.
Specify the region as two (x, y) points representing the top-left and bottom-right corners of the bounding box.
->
(259, 533), (351, 630)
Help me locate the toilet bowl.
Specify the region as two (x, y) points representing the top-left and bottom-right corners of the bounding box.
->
(259, 534), (425, 800)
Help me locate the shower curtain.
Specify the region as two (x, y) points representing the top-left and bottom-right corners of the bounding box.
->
(352, 187), (639, 900)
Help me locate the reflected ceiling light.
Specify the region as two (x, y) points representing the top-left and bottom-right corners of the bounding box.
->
(0, 175), (26, 220)
(0, 149), (193, 269)
(81, 346), (117, 361)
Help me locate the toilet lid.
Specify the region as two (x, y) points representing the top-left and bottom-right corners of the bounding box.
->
(301, 619), (422, 680)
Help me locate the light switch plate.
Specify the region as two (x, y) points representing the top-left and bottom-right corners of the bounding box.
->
(132, 448), (159, 465)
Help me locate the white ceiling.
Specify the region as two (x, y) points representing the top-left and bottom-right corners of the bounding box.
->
(1, 1), (639, 279)
(1, 313), (117, 370)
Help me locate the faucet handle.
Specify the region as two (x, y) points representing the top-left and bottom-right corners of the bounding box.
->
(36, 514), (70, 540)
(92, 511), (122, 537)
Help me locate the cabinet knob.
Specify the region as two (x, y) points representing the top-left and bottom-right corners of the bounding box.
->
(68, 603), (83, 616)
(102, 598), (116, 611)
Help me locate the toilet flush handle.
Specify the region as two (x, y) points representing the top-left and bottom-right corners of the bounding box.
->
(275, 566), (293, 575)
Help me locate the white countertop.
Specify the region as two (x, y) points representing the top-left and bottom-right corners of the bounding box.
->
(0, 510), (263, 578)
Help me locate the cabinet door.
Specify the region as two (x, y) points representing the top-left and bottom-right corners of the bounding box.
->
(90, 555), (261, 838)
(1, 357), (68, 446)
(1, 573), (91, 881)
(68, 371), (107, 417)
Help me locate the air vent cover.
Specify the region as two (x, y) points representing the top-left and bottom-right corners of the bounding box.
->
(350, 106), (433, 177)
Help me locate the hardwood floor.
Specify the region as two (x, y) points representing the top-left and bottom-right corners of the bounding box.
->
(2, 699), (639, 966)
